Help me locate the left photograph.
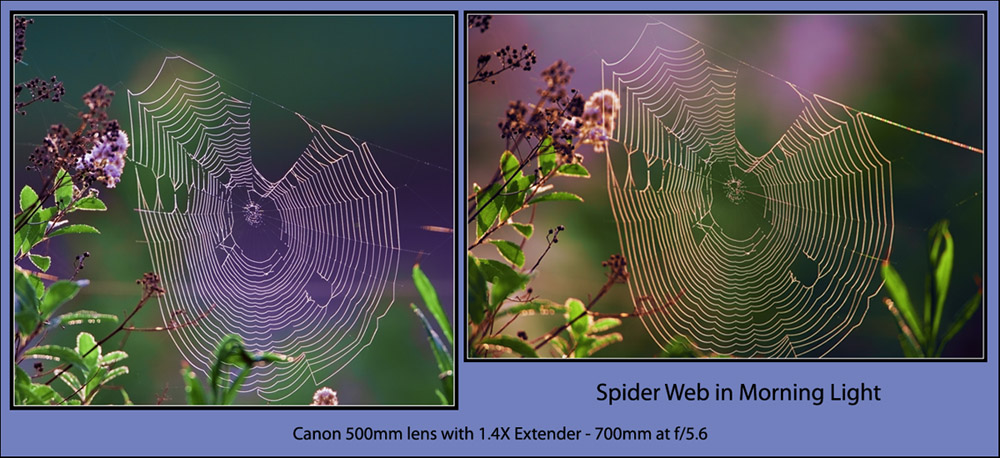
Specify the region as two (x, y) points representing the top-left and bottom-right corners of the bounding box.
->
(12, 14), (455, 406)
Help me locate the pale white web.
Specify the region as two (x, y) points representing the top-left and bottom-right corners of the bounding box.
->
(603, 23), (893, 357)
(128, 56), (399, 400)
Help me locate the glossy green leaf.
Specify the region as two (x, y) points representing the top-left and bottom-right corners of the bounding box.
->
(480, 335), (538, 358)
(527, 191), (584, 205)
(24, 344), (86, 368)
(20, 185), (38, 211)
(59, 370), (81, 392)
(76, 332), (100, 370)
(565, 298), (590, 337)
(586, 333), (624, 356)
(53, 310), (119, 326)
(495, 300), (565, 318)
(48, 224), (100, 238)
(413, 263), (452, 344)
(29, 254), (51, 272)
(221, 368), (250, 405)
(928, 221), (953, 344)
(557, 163), (590, 178)
(510, 222), (533, 239)
(54, 168), (73, 209)
(479, 259), (531, 310)
(489, 240), (525, 268)
(411, 303), (453, 375)
(100, 350), (128, 366)
(73, 196), (107, 211)
(498, 175), (531, 223)
(103, 366), (129, 385)
(591, 317), (622, 333)
(475, 183), (501, 239)
(881, 261), (924, 344)
(467, 253), (489, 324)
(537, 137), (557, 175)
(499, 150), (522, 182)
(14, 271), (41, 333)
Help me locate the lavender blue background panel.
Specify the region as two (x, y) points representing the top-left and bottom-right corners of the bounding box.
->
(3, 1), (998, 457)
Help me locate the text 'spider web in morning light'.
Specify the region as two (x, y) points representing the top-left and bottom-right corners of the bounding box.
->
(128, 57), (399, 400)
(604, 23), (893, 357)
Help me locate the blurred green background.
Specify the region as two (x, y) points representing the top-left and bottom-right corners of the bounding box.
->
(14, 14), (455, 404)
(467, 14), (983, 358)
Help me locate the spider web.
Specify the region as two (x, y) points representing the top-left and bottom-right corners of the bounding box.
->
(603, 23), (894, 357)
(128, 56), (400, 400)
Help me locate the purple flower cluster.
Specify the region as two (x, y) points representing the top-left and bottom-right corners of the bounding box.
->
(577, 90), (620, 153)
(77, 128), (129, 188)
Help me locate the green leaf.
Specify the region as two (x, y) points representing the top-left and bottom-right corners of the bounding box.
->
(413, 263), (452, 344)
(100, 350), (129, 366)
(587, 333), (624, 356)
(489, 240), (525, 268)
(40, 280), (82, 319)
(411, 303), (453, 376)
(550, 336), (569, 357)
(510, 222), (533, 239)
(537, 137), (557, 175)
(591, 317), (622, 333)
(479, 259), (531, 310)
(20, 185), (38, 211)
(14, 367), (32, 405)
(557, 163), (590, 178)
(938, 290), (982, 356)
(14, 271), (41, 334)
(14, 228), (23, 258)
(495, 300), (566, 318)
(103, 366), (129, 385)
(527, 191), (584, 205)
(572, 335), (595, 358)
(85, 366), (108, 401)
(19, 222), (44, 255)
(182, 364), (207, 405)
(475, 183), (501, 239)
(53, 310), (119, 326)
(48, 224), (100, 238)
(499, 150), (523, 182)
(76, 332), (101, 370)
(14, 367), (59, 405)
(208, 334), (294, 401)
(30, 383), (59, 405)
(928, 221), (953, 345)
(565, 298), (590, 338)
(467, 253), (489, 324)
(54, 168), (74, 209)
(881, 261), (924, 344)
(24, 345), (86, 368)
(480, 335), (539, 358)
(73, 196), (107, 211)
(498, 175), (531, 223)
(434, 389), (449, 405)
(59, 370), (81, 393)
(221, 368), (250, 405)
(29, 254), (51, 272)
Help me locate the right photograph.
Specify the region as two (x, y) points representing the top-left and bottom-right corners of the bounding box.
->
(466, 14), (984, 359)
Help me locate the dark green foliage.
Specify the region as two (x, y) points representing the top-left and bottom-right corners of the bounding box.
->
(410, 264), (454, 405)
(551, 298), (623, 358)
(881, 220), (981, 357)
